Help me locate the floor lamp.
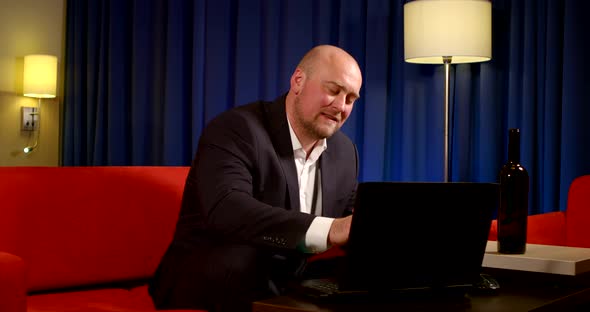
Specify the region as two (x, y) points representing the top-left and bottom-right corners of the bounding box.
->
(403, 0), (492, 182)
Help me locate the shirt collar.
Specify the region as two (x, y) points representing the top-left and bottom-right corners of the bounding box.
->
(287, 115), (327, 156)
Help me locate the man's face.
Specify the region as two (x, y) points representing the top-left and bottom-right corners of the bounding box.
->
(292, 60), (362, 140)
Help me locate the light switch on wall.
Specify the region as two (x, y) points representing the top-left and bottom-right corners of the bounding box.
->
(22, 106), (39, 131)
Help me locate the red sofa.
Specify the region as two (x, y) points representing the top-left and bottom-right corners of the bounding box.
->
(0, 166), (205, 312)
(488, 174), (590, 247)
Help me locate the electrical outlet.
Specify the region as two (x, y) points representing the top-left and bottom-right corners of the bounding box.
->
(22, 107), (39, 131)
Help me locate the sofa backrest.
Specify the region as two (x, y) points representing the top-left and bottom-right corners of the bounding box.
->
(0, 166), (189, 292)
(565, 175), (590, 248)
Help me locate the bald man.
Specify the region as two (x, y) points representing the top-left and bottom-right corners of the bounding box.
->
(149, 45), (363, 312)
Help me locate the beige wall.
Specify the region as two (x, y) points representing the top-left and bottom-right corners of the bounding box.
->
(0, 0), (64, 166)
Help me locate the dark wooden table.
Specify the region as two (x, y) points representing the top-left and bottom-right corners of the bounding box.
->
(253, 269), (590, 312)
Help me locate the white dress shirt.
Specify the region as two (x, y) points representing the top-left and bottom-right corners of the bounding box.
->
(287, 119), (334, 253)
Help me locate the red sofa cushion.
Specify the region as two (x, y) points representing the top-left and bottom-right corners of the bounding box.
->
(488, 211), (566, 246)
(27, 288), (152, 312)
(27, 286), (197, 312)
(0, 166), (188, 292)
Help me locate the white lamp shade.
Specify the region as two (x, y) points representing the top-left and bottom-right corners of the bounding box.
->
(404, 0), (492, 64)
(23, 54), (58, 98)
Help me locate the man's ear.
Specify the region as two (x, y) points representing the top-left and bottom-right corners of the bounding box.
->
(290, 68), (305, 94)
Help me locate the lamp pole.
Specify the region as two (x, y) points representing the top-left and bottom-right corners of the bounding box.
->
(443, 56), (452, 182)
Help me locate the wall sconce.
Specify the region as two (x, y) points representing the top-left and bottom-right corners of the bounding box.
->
(22, 54), (58, 154)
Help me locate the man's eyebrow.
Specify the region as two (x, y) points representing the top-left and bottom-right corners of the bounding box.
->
(324, 81), (360, 99)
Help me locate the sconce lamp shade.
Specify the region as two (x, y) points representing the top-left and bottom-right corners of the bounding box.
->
(23, 54), (58, 98)
(404, 0), (492, 64)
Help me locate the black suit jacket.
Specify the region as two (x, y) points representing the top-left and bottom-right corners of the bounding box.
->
(150, 94), (358, 309)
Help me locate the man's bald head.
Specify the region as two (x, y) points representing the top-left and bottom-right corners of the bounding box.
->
(296, 45), (361, 81)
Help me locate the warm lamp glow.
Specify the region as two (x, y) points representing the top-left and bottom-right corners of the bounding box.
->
(23, 54), (58, 98)
(404, 0), (492, 64)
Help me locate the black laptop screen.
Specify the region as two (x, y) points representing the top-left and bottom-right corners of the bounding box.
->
(341, 182), (499, 292)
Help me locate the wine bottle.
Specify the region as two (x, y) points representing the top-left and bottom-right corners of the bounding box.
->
(497, 128), (529, 254)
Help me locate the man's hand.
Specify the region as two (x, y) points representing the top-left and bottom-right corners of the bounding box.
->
(327, 215), (352, 246)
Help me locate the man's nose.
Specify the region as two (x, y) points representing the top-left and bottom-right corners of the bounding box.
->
(332, 95), (346, 112)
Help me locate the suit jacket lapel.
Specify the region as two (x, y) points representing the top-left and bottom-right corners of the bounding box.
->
(265, 94), (300, 212)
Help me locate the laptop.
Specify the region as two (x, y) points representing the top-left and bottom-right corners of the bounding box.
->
(297, 181), (499, 302)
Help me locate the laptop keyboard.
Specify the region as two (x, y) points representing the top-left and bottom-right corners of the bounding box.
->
(299, 278), (340, 296)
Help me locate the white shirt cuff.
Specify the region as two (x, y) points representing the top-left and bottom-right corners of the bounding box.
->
(304, 216), (334, 253)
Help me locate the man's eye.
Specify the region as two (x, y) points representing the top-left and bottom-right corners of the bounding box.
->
(346, 96), (357, 105)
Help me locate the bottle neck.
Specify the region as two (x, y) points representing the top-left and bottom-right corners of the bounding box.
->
(508, 129), (520, 163)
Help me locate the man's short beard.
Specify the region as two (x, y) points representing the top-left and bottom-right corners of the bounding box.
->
(294, 96), (338, 140)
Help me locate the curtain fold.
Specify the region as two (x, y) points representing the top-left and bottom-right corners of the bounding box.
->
(63, 0), (590, 213)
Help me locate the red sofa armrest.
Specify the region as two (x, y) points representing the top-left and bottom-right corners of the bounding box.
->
(0, 252), (27, 312)
(488, 211), (566, 246)
(565, 175), (590, 248)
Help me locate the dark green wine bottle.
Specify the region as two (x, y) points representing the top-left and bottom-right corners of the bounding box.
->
(498, 128), (529, 254)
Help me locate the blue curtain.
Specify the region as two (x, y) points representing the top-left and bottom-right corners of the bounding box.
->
(63, 0), (590, 214)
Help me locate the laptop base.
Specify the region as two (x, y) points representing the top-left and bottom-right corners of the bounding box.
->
(295, 278), (472, 304)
